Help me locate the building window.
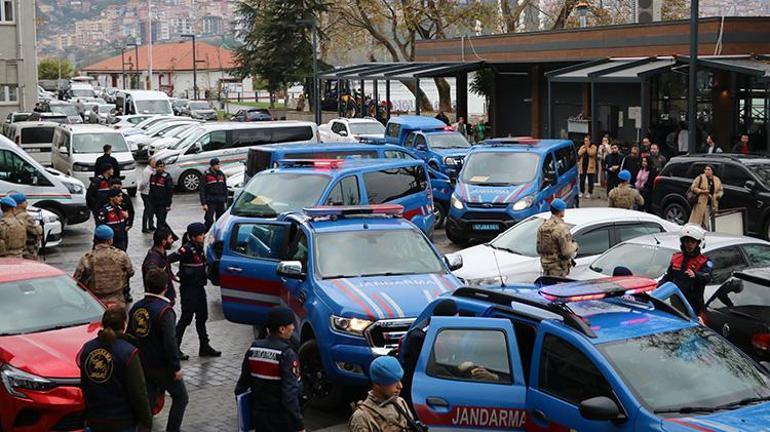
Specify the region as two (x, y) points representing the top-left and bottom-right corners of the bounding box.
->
(0, 85), (18, 103)
(1, 0), (13, 22)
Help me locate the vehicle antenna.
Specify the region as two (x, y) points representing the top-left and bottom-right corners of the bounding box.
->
(490, 246), (506, 288)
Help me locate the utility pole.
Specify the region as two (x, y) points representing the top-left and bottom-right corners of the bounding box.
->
(298, 18), (319, 124)
(687, 0), (699, 154)
(181, 34), (198, 99)
(148, 0), (153, 90)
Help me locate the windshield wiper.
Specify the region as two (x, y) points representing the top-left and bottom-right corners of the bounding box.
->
(364, 272), (415, 277)
(654, 406), (720, 414)
(232, 209), (277, 218)
(714, 395), (770, 410)
(323, 274), (361, 279)
(471, 182), (511, 187)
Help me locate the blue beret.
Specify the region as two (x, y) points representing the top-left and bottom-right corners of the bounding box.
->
(618, 170), (631, 182)
(210, 158), (220, 166)
(187, 222), (207, 236)
(9, 192), (26, 204)
(369, 356), (403, 385)
(94, 225), (114, 240)
(0, 196), (17, 208)
(550, 198), (566, 212)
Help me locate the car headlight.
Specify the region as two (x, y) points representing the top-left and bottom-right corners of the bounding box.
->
(331, 315), (373, 336)
(72, 163), (92, 172)
(511, 194), (535, 211)
(64, 181), (84, 194)
(451, 194), (464, 210)
(162, 155), (178, 165)
(468, 275), (508, 287)
(443, 157), (457, 166)
(1, 364), (56, 398)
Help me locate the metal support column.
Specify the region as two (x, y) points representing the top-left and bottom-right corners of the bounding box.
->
(590, 81), (597, 139)
(359, 80), (365, 118)
(415, 79), (421, 116)
(765, 81), (770, 153)
(456, 73), (468, 122)
(337, 79), (342, 116)
(547, 80), (553, 138)
(385, 80), (391, 120)
(373, 80), (379, 120)
(687, 0), (699, 154)
(640, 78), (650, 137)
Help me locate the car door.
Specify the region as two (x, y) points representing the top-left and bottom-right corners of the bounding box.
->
(741, 243), (770, 268)
(527, 331), (634, 432)
(719, 163), (762, 231)
(708, 246), (749, 286)
(218, 220), (291, 326)
(571, 225), (612, 274)
(538, 151), (558, 211)
(412, 316), (528, 431)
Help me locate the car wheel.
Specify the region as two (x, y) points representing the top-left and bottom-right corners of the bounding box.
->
(445, 223), (466, 245)
(298, 339), (343, 409)
(180, 170), (201, 192)
(663, 201), (688, 225)
(127, 187), (137, 197)
(434, 202), (447, 228)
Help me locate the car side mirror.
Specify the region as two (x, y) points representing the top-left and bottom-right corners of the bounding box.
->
(578, 396), (625, 422)
(277, 260), (306, 279)
(338, 130), (348, 137)
(416, 144), (428, 152)
(745, 180), (758, 193)
(59, 146), (68, 154)
(445, 253), (463, 271)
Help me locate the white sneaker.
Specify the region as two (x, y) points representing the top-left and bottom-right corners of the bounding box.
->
(578, 193), (583, 198)
(585, 193), (591, 199)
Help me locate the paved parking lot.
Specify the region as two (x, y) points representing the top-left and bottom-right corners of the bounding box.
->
(44, 188), (605, 431)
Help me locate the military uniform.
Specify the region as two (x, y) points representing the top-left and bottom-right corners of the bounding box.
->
(73, 243), (134, 308)
(536, 214), (578, 277)
(608, 183), (644, 209)
(0, 212), (26, 258)
(86, 174), (112, 215)
(200, 167), (227, 230)
(15, 209), (42, 260)
(349, 391), (414, 432)
(96, 203), (130, 251)
(234, 335), (304, 432)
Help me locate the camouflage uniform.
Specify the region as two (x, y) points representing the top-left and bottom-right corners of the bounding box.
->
(536, 214), (578, 277)
(608, 183), (644, 209)
(73, 243), (134, 308)
(349, 391), (413, 432)
(15, 209), (42, 260)
(0, 212), (26, 258)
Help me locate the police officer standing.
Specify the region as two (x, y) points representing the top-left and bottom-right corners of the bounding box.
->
(110, 177), (135, 241)
(536, 198), (578, 277)
(74, 225), (134, 308)
(128, 268), (189, 432)
(659, 224), (713, 315)
(9, 192), (42, 260)
(143, 227), (179, 304)
(87, 164), (114, 217)
(349, 356), (417, 432)
(200, 158), (227, 230)
(78, 306), (152, 432)
(235, 306), (304, 432)
(0, 196), (26, 258)
(96, 189), (130, 251)
(149, 160), (174, 232)
(175, 222), (220, 358)
(608, 169), (644, 210)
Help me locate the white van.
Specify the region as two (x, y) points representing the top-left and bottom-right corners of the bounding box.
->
(7, 121), (59, 166)
(0, 136), (89, 226)
(115, 90), (173, 116)
(154, 121), (319, 192)
(51, 124), (138, 196)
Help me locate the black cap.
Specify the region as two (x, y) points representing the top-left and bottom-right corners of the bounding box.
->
(186, 222), (206, 236)
(108, 188), (122, 197)
(100, 163), (113, 173)
(266, 306), (294, 332)
(210, 158), (220, 166)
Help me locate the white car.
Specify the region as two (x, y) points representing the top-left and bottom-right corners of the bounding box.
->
(319, 118), (385, 142)
(110, 114), (157, 129)
(571, 231), (770, 299)
(29, 206), (63, 249)
(452, 208), (681, 286)
(146, 123), (201, 158)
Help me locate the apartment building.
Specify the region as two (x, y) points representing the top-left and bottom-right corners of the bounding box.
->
(0, 0), (38, 118)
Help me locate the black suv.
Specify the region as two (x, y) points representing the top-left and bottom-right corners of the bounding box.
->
(232, 108), (272, 122)
(652, 154), (770, 238)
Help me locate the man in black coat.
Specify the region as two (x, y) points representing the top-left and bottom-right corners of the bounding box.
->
(603, 143), (623, 193)
(94, 144), (120, 179)
(86, 164), (114, 217)
(621, 145), (641, 186)
(149, 160), (174, 233)
(200, 158), (228, 230)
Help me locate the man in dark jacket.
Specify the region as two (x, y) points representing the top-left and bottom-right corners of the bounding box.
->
(200, 158), (227, 230)
(621, 145), (641, 186)
(603, 143), (622, 193)
(143, 227), (179, 304)
(128, 268), (189, 432)
(149, 160), (174, 232)
(86, 164), (113, 216)
(658, 224), (713, 316)
(235, 306), (304, 432)
(94, 144), (120, 178)
(95, 189), (129, 251)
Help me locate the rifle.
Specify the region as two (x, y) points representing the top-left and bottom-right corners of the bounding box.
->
(381, 396), (429, 432)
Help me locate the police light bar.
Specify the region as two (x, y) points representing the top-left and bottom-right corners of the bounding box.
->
(539, 277), (657, 303)
(443, 126), (455, 131)
(489, 137), (539, 145)
(278, 159), (344, 169)
(303, 204), (404, 218)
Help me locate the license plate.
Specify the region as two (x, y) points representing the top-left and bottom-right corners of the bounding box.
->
(473, 223), (500, 231)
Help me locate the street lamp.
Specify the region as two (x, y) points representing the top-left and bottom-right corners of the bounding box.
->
(181, 34), (198, 100)
(126, 42), (140, 89)
(297, 18), (320, 125)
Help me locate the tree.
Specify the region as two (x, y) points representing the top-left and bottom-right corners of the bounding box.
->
(38, 57), (74, 80)
(234, 0), (327, 108)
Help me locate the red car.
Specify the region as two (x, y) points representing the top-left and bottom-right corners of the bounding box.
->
(0, 258), (104, 432)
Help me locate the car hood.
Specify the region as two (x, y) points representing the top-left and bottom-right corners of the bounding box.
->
(453, 243), (537, 280)
(126, 134), (152, 145)
(149, 137), (179, 150)
(0, 322), (101, 378)
(455, 180), (535, 204)
(318, 274), (460, 319)
(663, 403), (770, 431)
(432, 148), (469, 158)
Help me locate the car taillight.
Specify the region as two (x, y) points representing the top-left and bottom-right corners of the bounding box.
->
(653, 175), (662, 189)
(752, 333), (770, 351)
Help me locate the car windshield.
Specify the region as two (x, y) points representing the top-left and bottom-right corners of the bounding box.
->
(589, 243), (675, 278)
(135, 100), (172, 115)
(73, 133), (129, 154)
(156, 124), (189, 137)
(745, 163), (770, 187)
(315, 229), (444, 278)
(189, 102), (210, 110)
(462, 152), (540, 186)
(232, 172), (330, 217)
(491, 216), (573, 257)
(71, 89), (95, 98)
(349, 122), (385, 135)
(427, 133), (470, 149)
(170, 126), (206, 149)
(0, 275), (103, 335)
(599, 325), (770, 414)
(98, 105), (114, 114)
(50, 104), (79, 116)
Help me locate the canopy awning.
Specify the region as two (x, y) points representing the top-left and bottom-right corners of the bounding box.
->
(318, 62), (485, 80)
(694, 55), (770, 81)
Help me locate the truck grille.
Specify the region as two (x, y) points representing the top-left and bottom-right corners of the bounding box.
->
(364, 318), (414, 349)
(463, 212), (513, 221)
(467, 202), (509, 209)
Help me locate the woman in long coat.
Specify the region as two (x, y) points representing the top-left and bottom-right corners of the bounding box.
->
(689, 165), (723, 230)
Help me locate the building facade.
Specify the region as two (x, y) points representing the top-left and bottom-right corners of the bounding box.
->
(0, 0), (37, 119)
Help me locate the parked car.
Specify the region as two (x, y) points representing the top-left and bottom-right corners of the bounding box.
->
(125, 119), (200, 157)
(0, 259), (105, 432)
(652, 154), (770, 239)
(171, 98), (188, 116)
(27, 112), (70, 125)
(143, 122), (202, 161)
(114, 90), (173, 116)
(179, 100), (217, 121)
(452, 208), (680, 286)
(232, 108), (272, 122)
(38, 101), (82, 124)
(6, 121), (59, 166)
(573, 231), (770, 299)
(109, 114), (157, 129)
(318, 117), (385, 142)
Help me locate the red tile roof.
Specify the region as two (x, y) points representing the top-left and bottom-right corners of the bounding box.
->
(82, 41), (237, 73)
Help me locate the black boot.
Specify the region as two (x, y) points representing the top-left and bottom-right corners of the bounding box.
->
(199, 344), (221, 357)
(178, 348), (190, 361)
